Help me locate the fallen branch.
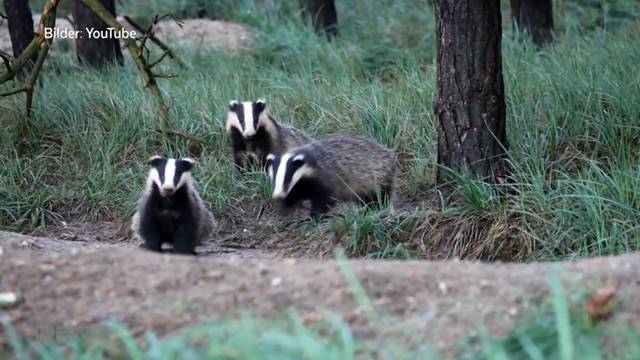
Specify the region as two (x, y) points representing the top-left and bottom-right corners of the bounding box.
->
(123, 15), (185, 68)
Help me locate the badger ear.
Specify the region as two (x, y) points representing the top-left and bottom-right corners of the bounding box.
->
(266, 154), (276, 161)
(148, 155), (164, 167)
(292, 154), (305, 163)
(229, 100), (239, 111)
(255, 99), (266, 113)
(180, 157), (195, 171)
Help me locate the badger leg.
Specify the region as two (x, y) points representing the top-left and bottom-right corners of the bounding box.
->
(139, 214), (164, 252)
(233, 151), (248, 171)
(174, 224), (197, 255)
(310, 198), (333, 223)
(141, 230), (163, 253)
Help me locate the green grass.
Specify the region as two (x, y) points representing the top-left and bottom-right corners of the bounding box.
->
(2, 0), (640, 260)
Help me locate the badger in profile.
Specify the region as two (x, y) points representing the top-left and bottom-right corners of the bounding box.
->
(226, 99), (313, 171)
(131, 156), (216, 255)
(266, 135), (396, 222)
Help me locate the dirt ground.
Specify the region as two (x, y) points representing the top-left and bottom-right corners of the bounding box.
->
(1, 228), (639, 353)
(0, 15), (252, 55)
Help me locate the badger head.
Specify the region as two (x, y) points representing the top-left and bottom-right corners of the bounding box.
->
(266, 150), (316, 201)
(226, 99), (269, 139)
(146, 155), (195, 197)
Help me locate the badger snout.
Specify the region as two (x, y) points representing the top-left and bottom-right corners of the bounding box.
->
(160, 186), (175, 196)
(271, 191), (287, 200)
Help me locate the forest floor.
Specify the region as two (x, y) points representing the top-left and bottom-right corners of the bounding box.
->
(1, 222), (639, 352)
(0, 15), (252, 55)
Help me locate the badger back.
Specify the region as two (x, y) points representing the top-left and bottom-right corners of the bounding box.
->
(315, 135), (396, 199)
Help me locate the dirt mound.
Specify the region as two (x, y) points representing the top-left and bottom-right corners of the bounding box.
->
(0, 15), (252, 55)
(1, 231), (639, 350)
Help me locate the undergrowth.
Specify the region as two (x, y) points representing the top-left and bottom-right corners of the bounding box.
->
(1, 0), (640, 260)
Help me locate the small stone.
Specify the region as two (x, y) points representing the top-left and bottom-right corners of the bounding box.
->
(508, 307), (518, 316)
(438, 282), (448, 294)
(0, 292), (21, 308)
(271, 277), (282, 287)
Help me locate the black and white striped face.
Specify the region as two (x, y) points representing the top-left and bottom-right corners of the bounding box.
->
(147, 156), (195, 197)
(266, 152), (315, 200)
(226, 99), (267, 139)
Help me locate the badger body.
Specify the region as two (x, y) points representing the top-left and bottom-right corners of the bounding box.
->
(226, 99), (312, 170)
(131, 156), (216, 255)
(266, 135), (396, 221)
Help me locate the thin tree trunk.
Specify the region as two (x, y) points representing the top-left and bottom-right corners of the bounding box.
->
(4, 0), (36, 76)
(299, 0), (338, 39)
(73, 0), (123, 68)
(510, 0), (554, 45)
(434, 0), (508, 183)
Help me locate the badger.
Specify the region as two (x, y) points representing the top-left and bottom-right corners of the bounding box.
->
(131, 156), (216, 255)
(266, 135), (396, 222)
(226, 99), (313, 171)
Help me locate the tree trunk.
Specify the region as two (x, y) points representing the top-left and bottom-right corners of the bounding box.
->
(434, 0), (508, 183)
(299, 0), (338, 39)
(4, 0), (36, 76)
(72, 0), (123, 68)
(510, 0), (553, 45)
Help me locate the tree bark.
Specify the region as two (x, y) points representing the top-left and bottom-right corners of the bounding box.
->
(434, 0), (508, 183)
(72, 0), (123, 68)
(4, 0), (36, 76)
(510, 0), (553, 45)
(299, 0), (338, 39)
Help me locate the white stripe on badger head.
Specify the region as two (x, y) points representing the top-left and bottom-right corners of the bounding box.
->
(266, 154), (276, 180)
(176, 171), (192, 190)
(289, 164), (314, 197)
(162, 159), (177, 192)
(242, 101), (256, 137)
(226, 109), (242, 133)
(147, 167), (162, 193)
(272, 153), (291, 199)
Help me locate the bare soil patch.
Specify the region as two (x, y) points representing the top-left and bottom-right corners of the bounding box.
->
(1, 230), (639, 352)
(0, 15), (252, 55)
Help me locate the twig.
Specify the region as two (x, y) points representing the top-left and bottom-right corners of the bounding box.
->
(123, 15), (185, 68)
(0, 37), (39, 84)
(64, 15), (76, 29)
(152, 72), (178, 79)
(24, 42), (51, 114)
(148, 49), (171, 68)
(1, 87), (26, 97)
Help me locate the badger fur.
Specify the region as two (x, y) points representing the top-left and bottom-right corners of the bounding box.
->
(226, 99), (313, 170)
(131, 156), (216, 255)
(266, 135), (396, 221)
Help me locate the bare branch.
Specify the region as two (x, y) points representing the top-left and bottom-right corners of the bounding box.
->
(24, 42), (51, 115)
(1, 87), (26, 97)
(124, 15), (185, 68)
(148, 50), (171, 68)
(152, 72), (178, 79)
